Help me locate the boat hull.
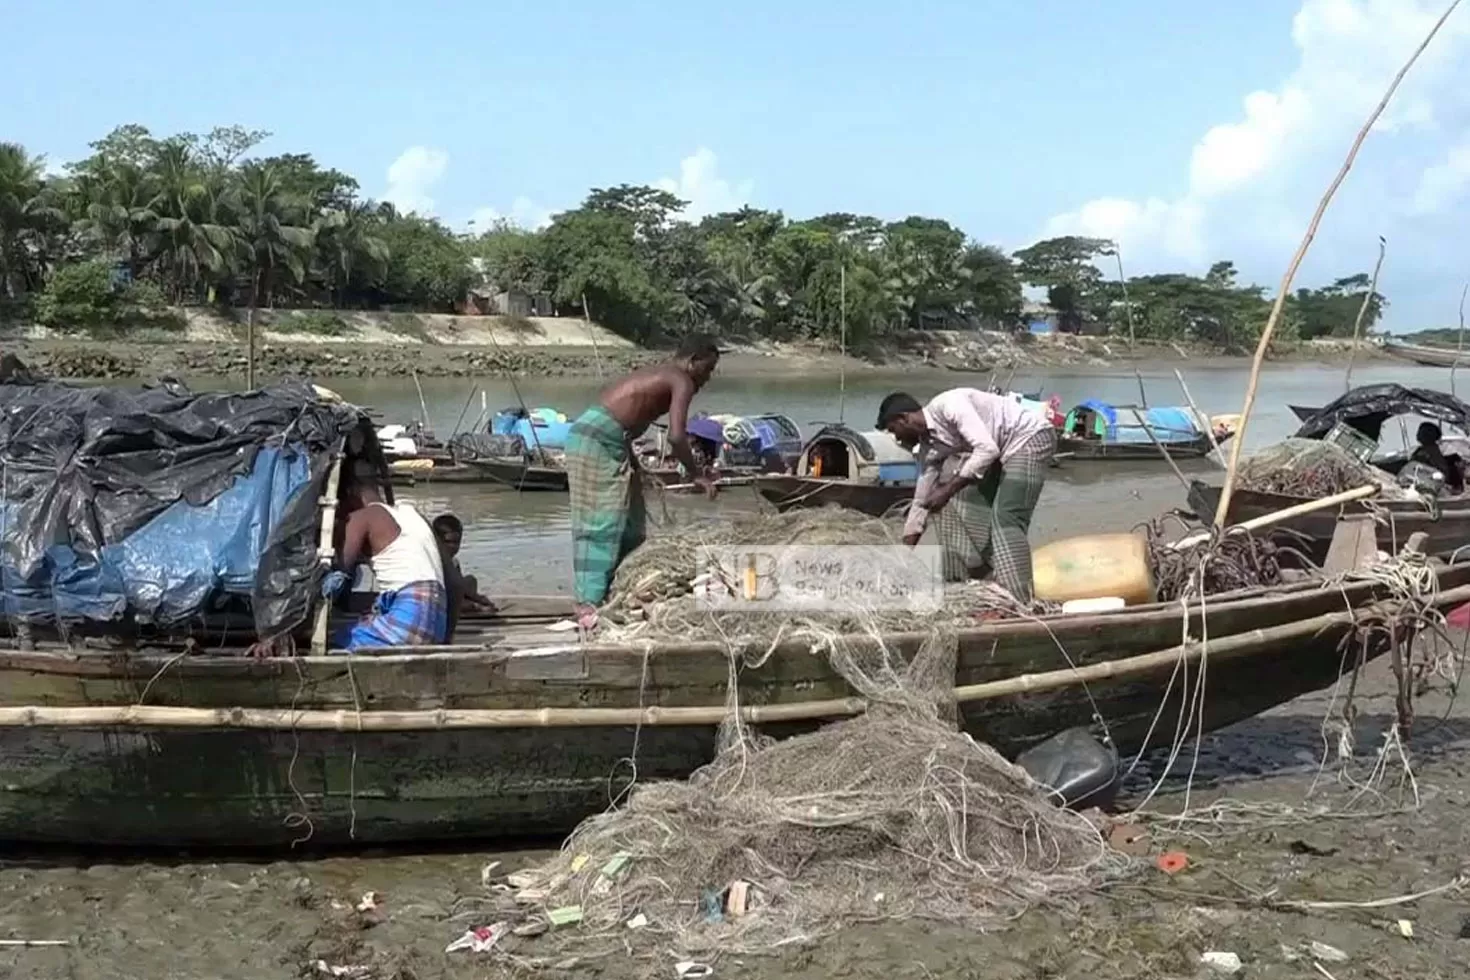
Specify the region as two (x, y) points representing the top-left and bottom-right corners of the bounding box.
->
(753, 475), (912, 517)
(1383, 341), (1467, 368)
(2, 567), (1465, 847)
(467, 458), (570, 491)
(1186, 480), (1470, 561)
(1058, 432), (1222, 461)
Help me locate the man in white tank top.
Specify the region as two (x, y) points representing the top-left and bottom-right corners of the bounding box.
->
(332, 466), (448, 651)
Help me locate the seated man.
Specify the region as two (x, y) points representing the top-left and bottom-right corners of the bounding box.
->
(332, 464), (448, 650)
(1411, 422), (1465, 493)
(432, 514), (496, 638)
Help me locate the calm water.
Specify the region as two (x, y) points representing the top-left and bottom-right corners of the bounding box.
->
(319, 361), (1448, 596)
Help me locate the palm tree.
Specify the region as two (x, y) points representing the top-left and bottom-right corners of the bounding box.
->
(70, 158), (162, 281)
(147, 142), (236, 301)
(233, 162), (314, 386)
(313, 202), (388, 307)
(0, 143), (64, 298)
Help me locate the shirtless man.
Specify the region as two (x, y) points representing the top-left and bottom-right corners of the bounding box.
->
(565, 334), (721, 628)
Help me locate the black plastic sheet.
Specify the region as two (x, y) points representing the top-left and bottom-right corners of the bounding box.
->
(0, 377), (367, 639)
(1293, 384), (1470, 441)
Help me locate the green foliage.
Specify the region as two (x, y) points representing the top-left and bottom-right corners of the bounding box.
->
(33, 259), (117, 328)
(0, 123), (1395, 352)
(277, 310), (350, 336)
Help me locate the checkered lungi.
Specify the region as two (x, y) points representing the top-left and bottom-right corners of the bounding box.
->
(932, 426), (1056, 600)
(565, 404), (647, 606)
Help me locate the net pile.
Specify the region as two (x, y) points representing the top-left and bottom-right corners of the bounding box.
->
(476, 628), (1125, 962)
(1139, 516), (1318, 603)
(598, 510), (1055, 645)
(1236, 438), (1408, 499)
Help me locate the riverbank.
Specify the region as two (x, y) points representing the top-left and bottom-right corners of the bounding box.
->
(6, 331), (1393, 382)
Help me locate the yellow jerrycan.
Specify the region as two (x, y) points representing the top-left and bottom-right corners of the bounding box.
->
(1031, 532), (1155, 607)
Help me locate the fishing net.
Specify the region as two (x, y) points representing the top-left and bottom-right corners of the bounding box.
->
(598, 510), (1055, 646)
(1138, 515), (1319, 603)
(1235, 438), (1407, 499)
(476, 626), (1126, 963)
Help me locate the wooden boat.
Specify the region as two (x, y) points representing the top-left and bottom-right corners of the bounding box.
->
(754, 425), (918, 517)
(1059, 400), (1234, 462)
(3, 565), (1467, 848)
(1383, 339), (1468, 368)
(467, 456), (571, 491)
(1188, 384), (1470, 560)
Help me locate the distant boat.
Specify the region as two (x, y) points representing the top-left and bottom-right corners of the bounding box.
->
(1383, 340), (1470, 368)
(753, 424), (918, 517)
(1058, 400), (1234, 461)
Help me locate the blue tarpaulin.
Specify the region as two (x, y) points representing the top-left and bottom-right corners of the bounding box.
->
(492, 407), (573, 449)
(1075, 400), (1202, 445)
(0, 377), (366, 639)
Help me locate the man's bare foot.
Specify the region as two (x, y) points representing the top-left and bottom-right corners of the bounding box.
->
(575, 603), (599, 631)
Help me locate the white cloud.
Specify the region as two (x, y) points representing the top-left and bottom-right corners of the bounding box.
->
(468, 196), (554, 231)
(656, 147), (754, 221)
(383, 146), (448, 216)
(1042, 0), (1470, 300)
(1412, 137), (1470, 212)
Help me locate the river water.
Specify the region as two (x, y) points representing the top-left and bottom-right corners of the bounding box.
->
(327, 360), (1447, 596)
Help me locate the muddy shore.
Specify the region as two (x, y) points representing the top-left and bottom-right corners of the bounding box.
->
(7, 334), (1390, 382)
(1, 659), (1465, 980)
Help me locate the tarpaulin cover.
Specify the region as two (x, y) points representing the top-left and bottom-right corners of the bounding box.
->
(1072, 400), (1201, 445)
(1294, 384), (1470, 441)
(492, 407), (573, 449)
(0, 378), (363, 639)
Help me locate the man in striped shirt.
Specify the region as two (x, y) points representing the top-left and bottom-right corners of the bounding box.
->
(877, 388), (1057, 600)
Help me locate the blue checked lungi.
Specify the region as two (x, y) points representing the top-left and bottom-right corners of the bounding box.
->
(334, 581), (449, 651)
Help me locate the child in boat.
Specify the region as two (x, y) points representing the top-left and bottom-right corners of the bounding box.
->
(565, 335), (721, 630)
(432, 514), (497, 638)
(1411, 422), (1466, 494)
(877, 388), (1057, 601)
(332, 463), (449, 650)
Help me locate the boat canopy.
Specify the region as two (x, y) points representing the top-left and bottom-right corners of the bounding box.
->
(1294, 384), (1470, 441)
(797, 425), (919, 484)
(492, 407), (573, 449)
(0, 378), (373, 639)
(1065, 400), (1202, 445)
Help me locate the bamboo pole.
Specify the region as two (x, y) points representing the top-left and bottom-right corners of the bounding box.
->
(1176, 484), (1378, 550)
(1214, 0), (1462, 528)
(581, 294), (606, 380)
(1453, 283), (1468, 398)
(8, 581), (1465, 732)
(1343, 236), (1386, 393)
(311, 456), (345, 655)
(1174, 369), (1225, 469)
(411, 370), (433, 438)
(1128, 407), (1192, 492)
(1113, 247), (1148, 408)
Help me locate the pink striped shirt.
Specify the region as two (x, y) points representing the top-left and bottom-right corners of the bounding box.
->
(903, 388), (1051, 537)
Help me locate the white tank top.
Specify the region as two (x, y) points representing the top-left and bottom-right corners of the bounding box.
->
(367, 503), (445, 592)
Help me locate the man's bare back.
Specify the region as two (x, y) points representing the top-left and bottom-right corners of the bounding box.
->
(599, 364), (694, 439)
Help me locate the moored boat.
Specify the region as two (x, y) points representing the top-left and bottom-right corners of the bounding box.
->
(2, 565), (1464, 847)
(1059, 400), (1234, 461)
(1383, 339), (1469, 368)
(753, 424), (918, 517)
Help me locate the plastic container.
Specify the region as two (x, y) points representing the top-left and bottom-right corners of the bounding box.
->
(1014, 727), (1120, 810)
(1323, 420), (1377, 464)
(1032, 533), (1154, 606)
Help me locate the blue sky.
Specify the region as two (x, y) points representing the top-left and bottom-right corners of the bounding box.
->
(5, 0), (1469, 330)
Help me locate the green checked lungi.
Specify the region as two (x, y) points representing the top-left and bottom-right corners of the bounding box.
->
(932, 426), (1056, 600)
(566, 404), (647, 606)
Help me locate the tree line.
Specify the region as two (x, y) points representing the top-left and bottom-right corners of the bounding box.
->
(0, 123), (1385, 346)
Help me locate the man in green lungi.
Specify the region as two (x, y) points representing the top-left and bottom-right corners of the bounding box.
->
(877, 388), (1056, 601)
(566, 334), (721, 629)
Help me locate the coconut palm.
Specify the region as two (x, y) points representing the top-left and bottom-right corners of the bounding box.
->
(232, 162), (314, 386)
(313, 202), (388, 307)
(0, 143), (64, 297)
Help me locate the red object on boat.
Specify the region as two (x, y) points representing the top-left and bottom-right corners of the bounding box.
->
(1447, 601), (1470, 630)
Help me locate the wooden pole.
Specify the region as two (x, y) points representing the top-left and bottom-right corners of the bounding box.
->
(1128, 406), (1192, 491)
(838, 262), (847, 424)
(311, 456), (346, 655)
(1343, 236), (1386, 393)
(1174, 369), (1225, 469)
(581, 293), (606, 380)
(1175, 484), (1378, 551)
(1114, 247), (1147, 408)
(1453, 283), (1468, 398)
(4, 583), (1464, 732)
(1214, 0), (1462, 528)
(411, 370), (433, 438)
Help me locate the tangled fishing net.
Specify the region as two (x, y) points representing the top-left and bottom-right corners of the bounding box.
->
(597, 509), (1055, 646)
(1138, 514), (1319, 603)
(1236, 438), (1408, 499)
(472, 627), (1127, 963)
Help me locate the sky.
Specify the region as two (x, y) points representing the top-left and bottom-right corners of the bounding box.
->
(5, 0), (1470, 331)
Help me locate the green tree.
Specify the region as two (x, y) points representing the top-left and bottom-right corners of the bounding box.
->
(1013, 235), (1116, 333)
(0, 143), (64, 298)
(376, 211), (472, 310)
